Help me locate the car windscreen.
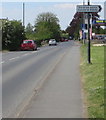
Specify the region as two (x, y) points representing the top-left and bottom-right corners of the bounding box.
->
(23, 41), (32, 44)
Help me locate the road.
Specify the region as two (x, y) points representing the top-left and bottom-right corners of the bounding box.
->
(2, 41), (84, 118)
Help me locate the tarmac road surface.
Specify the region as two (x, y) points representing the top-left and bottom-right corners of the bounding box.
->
(2, 41), (84, 118)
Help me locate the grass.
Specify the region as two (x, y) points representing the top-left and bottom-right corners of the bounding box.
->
(80, 44), (104, 118)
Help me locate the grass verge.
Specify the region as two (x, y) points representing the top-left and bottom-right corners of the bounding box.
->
(80, 45), (104, 118)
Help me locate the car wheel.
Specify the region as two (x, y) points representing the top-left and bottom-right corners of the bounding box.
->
(35, 48), (37, 50)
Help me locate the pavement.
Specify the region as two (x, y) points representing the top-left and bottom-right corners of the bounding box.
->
(19, 42), (85, 118)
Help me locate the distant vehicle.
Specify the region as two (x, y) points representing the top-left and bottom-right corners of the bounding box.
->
(21, 40), (37, 51)
(60, 38), (69, 42)
(69, 36), (73, 40)
(98, 36), (104, 40)
(64, 39), (69, 42)
(49, 39), (57, 46)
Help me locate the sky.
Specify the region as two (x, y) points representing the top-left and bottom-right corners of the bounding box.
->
(1, 0), (106, 30)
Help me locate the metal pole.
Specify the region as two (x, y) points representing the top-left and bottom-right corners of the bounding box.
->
(23, 2), (25, 26)
(83, 0), (85, 44)
(87, 0), (91, 64)
(83, 0), (85, 5)
(90, 13), (92, 40)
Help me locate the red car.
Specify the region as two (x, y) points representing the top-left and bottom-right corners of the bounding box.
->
(21, 40), (37, 51)
(60, 38), (69, 42)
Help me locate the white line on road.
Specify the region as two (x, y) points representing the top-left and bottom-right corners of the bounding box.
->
(22, 53), (30, 56)
(9, 56), (20, 61)
(0, 61), (5, 64)
(31, 51), (37, 53)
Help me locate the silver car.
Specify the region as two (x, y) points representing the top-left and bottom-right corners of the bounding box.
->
(49, 39), (57, 46)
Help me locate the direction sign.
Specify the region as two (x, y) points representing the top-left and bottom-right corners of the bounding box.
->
(77, 5), (102, 13)
(95, 19), (106, 24)
(93, 19), (106, 26)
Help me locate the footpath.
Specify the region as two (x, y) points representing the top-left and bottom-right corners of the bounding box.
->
(19, 42), (85, 118)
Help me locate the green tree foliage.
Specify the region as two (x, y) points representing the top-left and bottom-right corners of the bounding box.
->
(35, 22), (53, 40)
(0, 20), (2, 50)
(34, 12), (61, 42)
(92, 26), (106, 34)
(25, 23), (35, 39)
(2, 19), (26, 50)
(60, 30), (69, 39)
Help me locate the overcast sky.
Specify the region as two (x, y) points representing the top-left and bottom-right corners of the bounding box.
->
(1, 0), (106, 30)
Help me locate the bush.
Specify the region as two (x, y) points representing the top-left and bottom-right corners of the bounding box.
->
(2, 19), (26, 50)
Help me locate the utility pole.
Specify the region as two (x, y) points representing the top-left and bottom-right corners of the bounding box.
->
(23, 2), (25, 26)
(87, 0), (91, 64)
(83, 0), (85, 44)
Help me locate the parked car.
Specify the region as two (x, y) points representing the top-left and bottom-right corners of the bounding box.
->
(49, 39), (57, 46)
(64, 39), (69, 42)
(21, 40), (37, 51)
(60, 38), (69, 42)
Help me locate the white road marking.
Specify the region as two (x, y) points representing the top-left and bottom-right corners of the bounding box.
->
(9, 56), (20, 61)
(22, 53), (30, 56)
(3, 51), (36, 63)
(15, 56), (20, 59)
(31, 51), (37, 53)
(9, 58), (16, 61)
(0, 61), (5, 64)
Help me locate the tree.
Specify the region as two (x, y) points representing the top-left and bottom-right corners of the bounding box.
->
(60, 30), (69, 39)
(34, 12), (61, 41)
(25, 23), (34, 34)
(92, 26), (106, 34)
(0, 20), (2, 50)
(2, 19), (26, 50)
(35, 21), (53, 40)
(25, 23), (35, 39)
(66, 12), (100, 39)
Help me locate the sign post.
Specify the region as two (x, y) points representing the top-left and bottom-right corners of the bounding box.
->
(87, 0), (91, 64)
(76, 1), (102, 64)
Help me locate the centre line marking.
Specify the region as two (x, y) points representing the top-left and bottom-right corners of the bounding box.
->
(9, 56), (20, 61)
(32, 51), (37, 53)
(0, 61), (4, 64)
(22, 53), (29, 56)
